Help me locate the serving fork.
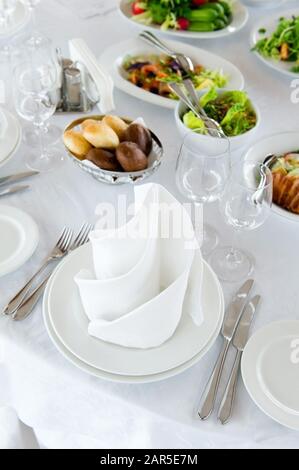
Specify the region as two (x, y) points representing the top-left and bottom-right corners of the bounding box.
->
(12, 223), (93, 322)
(3, 227), (73, 316)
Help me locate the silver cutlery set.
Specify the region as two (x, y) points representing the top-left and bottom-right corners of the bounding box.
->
(2, 223), (93, 322)
(0, 170), (39, 198)
(198, 280), (260, 424)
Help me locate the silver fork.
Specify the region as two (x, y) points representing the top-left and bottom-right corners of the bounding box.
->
(12, 223), (93, 322)
(3, 227), (73, 316)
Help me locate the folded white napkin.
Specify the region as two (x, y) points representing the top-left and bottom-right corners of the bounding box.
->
(69, 38), (115, 114)
(75, 184), (204, 349)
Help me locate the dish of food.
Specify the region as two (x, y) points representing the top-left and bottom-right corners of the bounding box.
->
(270, 153), (299, 215)
(245, 131), (299, 223)
(99, 38), (245, 109)
(251, 11), (299, 77)
(182, 89), (257, 137)
(128, 0), (232, 33)
(123, 54), (228, 99)
(119, 0), (248, 39)
(63, 115), (163, 185)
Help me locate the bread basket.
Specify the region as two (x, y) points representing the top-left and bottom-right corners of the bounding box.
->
(63, 115), (164, 185)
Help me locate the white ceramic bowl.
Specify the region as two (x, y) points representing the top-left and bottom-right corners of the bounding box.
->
(175, 90), (261, 152)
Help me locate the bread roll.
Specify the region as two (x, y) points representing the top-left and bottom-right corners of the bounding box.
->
(86, 148), (121, 172)
(83, 122), (119, 149)
(63, 130), (92, 159)
(81, 119), (100, 132)
(102, 115), (128, 140)
(116, 142), (148, 172)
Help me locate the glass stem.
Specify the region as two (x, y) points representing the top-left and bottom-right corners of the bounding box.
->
(194, 202), (204, 248)
(37, 123), (46, 159)
(227, 230), (241, 265)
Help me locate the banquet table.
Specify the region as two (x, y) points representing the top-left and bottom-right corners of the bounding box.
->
(0, 0), (299, 450)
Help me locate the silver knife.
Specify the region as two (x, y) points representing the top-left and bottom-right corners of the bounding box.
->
(198, 279), (254, 420)
(0, 185), (29, 197)
(218, 295), (261, 425)
(0, 171), (38, 187)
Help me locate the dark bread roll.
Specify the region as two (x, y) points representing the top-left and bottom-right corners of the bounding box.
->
(123, 123), (153, 156)
(86, 148), (121, 172)
(116, 142), (148, 172)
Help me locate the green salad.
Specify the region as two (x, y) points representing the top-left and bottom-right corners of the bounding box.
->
(183, 89), (257, 137)
(253, 16), (299, 73)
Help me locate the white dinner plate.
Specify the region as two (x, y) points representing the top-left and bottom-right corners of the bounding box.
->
(119, 0), (249, 40)
(0, 1), (30, 37)
(244, 131), (299, 223)
(251, 10), (299, 78)
(99, 38), (245, 110)
(45, 243), (224, 377)
(0, 109), (22, 168)
(0, 205), (39, 277)
(43, 257), (224, 383)
(242, 321), (299, 431)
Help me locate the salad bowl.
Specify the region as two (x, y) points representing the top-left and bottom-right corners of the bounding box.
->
(175, 90), (261, 152)
(119, 0), (249, 39)
(99, 38), (245, 110)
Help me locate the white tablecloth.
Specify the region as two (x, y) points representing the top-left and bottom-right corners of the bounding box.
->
(0, 0), (299, 449)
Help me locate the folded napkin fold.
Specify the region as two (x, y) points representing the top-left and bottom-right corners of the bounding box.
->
(75, 184), (204, 349)
(69, 38), (115, 114)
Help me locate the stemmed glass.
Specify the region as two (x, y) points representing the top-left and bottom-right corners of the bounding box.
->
(176, 129), (231, 256)
(13, 60), (63, 172)
(19, 0), (42, 47)
(0, 0), (17, 30)
(19, 36), (62, 145)
(209, 161), (273, 282)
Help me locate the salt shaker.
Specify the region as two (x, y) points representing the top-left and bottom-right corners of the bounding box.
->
(64, 67), (82, 110)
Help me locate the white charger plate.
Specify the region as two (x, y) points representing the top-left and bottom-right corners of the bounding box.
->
(0, 1), (30, 37)
(119, 0), (249, 40)
(44, 243), (224, 378)
(244, 131), (299, 223)
(0, 205), (39, 277)
(0, 109), (22, 168)
(242, 321), (299, 431)
(43, 256), (224, 383)
(251, 10), (299, 78)
(99, 38), (245, 110)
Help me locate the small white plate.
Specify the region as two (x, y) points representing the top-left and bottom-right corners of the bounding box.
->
(45, 244), (224, 378)
(99, 38), (245, 110)
(242, 321), (299, 431)
(0, 109), (22, 168)
(0, 205), (39, 277)
(244, 131), (299, 223)
(251, 10), (299, 78)
(119, 0), (249, 40)
(0, 1), (30, 37)
(43, 257), (224, 383)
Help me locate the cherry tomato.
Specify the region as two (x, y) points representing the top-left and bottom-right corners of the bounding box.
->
(177, 18), (190, 30)
(132, 2), (145, 15)
(192, 0), (208, 6)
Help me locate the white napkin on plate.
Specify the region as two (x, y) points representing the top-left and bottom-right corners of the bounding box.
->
(69, 38), (115, 114)
(75, 184), (204, 349)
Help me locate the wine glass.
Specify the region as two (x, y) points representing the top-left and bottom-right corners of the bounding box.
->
(18, 36), (62, 145)
(19, 0), (42, 47)
(176, 129), (231, 256)
(209, 161), (273, 283)
(13, 61), (64, 172)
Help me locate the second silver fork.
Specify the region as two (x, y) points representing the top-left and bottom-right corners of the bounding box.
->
(12, 223), (93, 322)
(3, 227), (73, 316)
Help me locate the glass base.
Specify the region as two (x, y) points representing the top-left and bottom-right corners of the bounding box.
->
(23, 125), (61, 147)
(26, 147), (64, 173)
(209, 246), (254, 283)
(201, 225), (219, 257)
